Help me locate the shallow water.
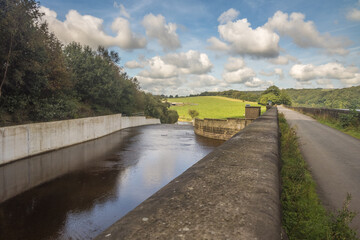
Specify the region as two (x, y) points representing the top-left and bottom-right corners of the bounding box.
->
(0, 124), (223, 240)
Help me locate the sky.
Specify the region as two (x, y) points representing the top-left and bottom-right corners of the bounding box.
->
(39, 0), (360, 95)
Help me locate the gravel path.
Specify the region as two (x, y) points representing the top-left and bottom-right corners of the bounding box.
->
(278, 105), (360, 233)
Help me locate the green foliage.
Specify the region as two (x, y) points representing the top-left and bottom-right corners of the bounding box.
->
(258, 93), (280, 105)
(0, 0), (175, 125)
(165, 110), (179, 124)
(279, 113), (358, 239)
(258, 86), (292, 105)
(285, 86), (360, 109)
(263, 85), (281, 96)
(338, 109), (359, 128)
(188, 109), (199, 119)
(329, 194), (358, 240)
(144, 95), (178, 123)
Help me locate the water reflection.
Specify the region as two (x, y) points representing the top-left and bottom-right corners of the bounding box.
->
(0, 124), (223, 240)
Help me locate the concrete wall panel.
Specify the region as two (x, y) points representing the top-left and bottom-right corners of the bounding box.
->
(0, 114), (160, 165)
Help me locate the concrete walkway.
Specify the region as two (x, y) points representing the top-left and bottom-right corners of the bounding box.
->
(278, 105), (360, 233)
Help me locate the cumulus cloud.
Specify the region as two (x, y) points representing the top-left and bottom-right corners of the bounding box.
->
(162, 50), (213, 74)
(135, 51), (214, 93)
(207, 37), (230, 51)
(245, 78), (273, 88)
(125, 60), (145, 69)
(187, 74), (221, 88)
(222, 57), (272, 88)
(347, 8), (360, 21)
(218, 8), (240, 24)
(142, 13), (181, 51)
(139, 56), (178, 79)
(224, 57), (245, 72)
(268, 55), (298, 65)
(260, 68), (284, 79)
(289, 62), (360, 86)
(40, 6), (146, 50)
(208, 16), (280, 58)
(266, 11), (349, 55)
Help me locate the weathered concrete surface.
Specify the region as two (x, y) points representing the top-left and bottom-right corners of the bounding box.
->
(0, 115), (160, 165)
(194, 118), (254, 140)
(278, 105), (360, 235)
(96, 107), (281, 240)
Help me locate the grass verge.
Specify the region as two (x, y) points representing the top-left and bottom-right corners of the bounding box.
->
(168, 96), (265, 121)
(310, 115), (360, 140)
(279, 113), (358, 239)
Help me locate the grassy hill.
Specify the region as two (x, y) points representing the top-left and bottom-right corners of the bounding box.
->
(169, 96), (265, 121)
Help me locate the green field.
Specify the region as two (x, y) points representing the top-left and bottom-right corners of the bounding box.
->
(169, 96), (265, 121)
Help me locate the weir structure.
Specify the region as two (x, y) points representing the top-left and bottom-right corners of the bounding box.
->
(96, 107), (281, 239)
(194, 105), (261, 140)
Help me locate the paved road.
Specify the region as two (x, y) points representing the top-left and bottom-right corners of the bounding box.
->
(278, 106), (360, 233)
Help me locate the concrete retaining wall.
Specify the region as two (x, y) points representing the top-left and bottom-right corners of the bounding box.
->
(96, 107), (281, 240)
(0, 115), (160, 165)
(194, 118), (254, 140)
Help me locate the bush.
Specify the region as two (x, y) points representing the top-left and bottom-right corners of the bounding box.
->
(188, 109), (199, 119)
(339, 110), (359, 128)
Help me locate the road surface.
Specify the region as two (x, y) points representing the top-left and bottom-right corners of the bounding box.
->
(278, 105), (360, 233)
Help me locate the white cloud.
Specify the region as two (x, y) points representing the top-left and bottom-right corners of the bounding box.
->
(207, 37), (230, 51)
(162, 50), (213, 74)
(266, 11), (349, 55)
(139, 56), (178, 79)
(40, 6), (146, 50)
(222, 57), (255, 84)
(245, 78), (273, 88)
(218, 8), (240, 24)
(224, 57), (245, 72)
(221, 57), (274, 88)
(347, 8), (360, 21)
(125, 60), (144, 69)
(268, 55), (298, 65)
(114, 2), (130, 19)
(142, 13), (181, 51)
(187, 74), (221, 88)
(208, 17), (280, 58)
(290, 62), (360, 86)
(135, 51), (214, 94)
(260, 68), (284, 79)
(223, 67), (256, 84)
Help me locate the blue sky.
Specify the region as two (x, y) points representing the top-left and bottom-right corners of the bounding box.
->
(39, 0), (360, 95)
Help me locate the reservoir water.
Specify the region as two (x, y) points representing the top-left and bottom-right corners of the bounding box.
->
(0, 124), (223, 240)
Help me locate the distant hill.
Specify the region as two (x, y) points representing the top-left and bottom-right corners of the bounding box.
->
(195, 85), (360, 109)
(285, 86), (360, 109)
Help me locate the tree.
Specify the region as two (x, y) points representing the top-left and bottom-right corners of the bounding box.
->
(258, 85), (292, 105)
(0, 0), (76, 122)
(188, 109), (199, 119)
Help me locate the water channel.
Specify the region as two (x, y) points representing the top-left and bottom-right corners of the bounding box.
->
(0, 124), (223, 240)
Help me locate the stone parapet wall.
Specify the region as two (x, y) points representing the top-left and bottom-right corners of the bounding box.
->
(194, 118), (254, 140)
(0, 115), (160, 165)
(96, 107), (281, 240)
(286, 106), (360, 120)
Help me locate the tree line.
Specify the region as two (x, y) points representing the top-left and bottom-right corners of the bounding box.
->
(193, 86), (360, 109)
(0, 0), (178, 126)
